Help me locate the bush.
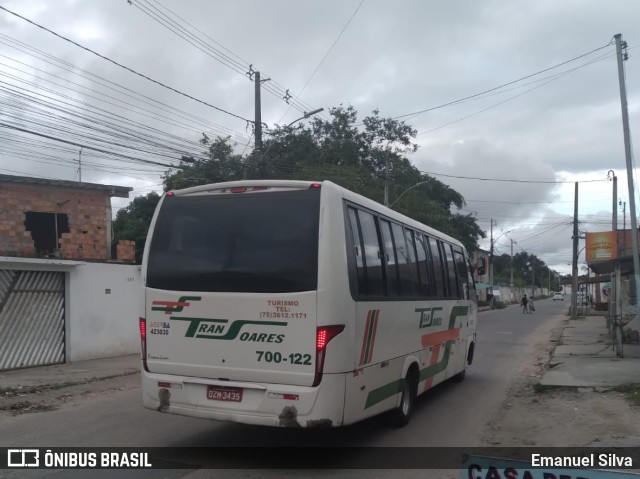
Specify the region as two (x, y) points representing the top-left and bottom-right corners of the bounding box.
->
(494, 301), (508, 309)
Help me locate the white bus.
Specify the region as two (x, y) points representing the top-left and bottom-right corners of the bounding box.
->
(139, 180), (477, 428)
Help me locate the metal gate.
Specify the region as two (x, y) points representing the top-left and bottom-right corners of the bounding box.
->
(0, 270), (65, 371)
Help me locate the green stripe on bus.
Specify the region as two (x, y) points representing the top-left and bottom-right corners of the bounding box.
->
(419, 342), (453, 381)
(364, 379), (403, 409)
(364, 305), (470, 409)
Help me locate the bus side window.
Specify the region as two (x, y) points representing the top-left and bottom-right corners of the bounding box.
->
(347, 207), (367, 295)
(355, 209), (385, 296)
(379, 219), (401, 296)
(427, 236), (445, 298)
(414, 232), (434, 297)
(391, 222), (413, 296)
(443, 243), (459, 299)
(404, 229), (421, 297)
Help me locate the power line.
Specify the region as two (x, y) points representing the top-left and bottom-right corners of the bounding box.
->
(419, 170), (607, 184)
(0, 122), (183, 169)
(391, 42), (614, 120)
(418, 49), (616, 135)
(0, 5), (252, 124)
(0, 33), (251, 141)
(131, 0), (316, 115)
(296, 0), (365, 99)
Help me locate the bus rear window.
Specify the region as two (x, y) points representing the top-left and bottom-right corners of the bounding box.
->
(146, 188), (320, 293)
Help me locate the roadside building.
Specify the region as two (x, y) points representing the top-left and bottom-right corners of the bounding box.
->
(0, 174), (140, 371)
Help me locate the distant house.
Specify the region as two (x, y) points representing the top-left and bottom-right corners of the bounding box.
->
(0, 174), (141, 372)
(0, 173), (133, 261)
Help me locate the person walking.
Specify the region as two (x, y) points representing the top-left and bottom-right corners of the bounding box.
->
(529, 297), (535, 313)
(521, 294), (529, 314)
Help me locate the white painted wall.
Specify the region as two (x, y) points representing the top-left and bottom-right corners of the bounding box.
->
(67, 263), (141, 361)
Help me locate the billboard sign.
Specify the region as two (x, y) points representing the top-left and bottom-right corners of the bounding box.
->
(585, 231), (617, 263)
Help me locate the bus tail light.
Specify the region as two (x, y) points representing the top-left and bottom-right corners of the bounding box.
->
(139, 317), (149, 372)
(313, 325), (344, 387)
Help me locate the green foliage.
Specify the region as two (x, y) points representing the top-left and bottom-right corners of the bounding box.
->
(163, 136), (244, 190)
(115, 105), (487, 261)
(251, 105), (485, 251)
(492, 251), (562, 290)
(112, 191), (160, 263)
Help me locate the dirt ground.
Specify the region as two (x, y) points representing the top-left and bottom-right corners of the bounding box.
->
(483, 319), (640, 448)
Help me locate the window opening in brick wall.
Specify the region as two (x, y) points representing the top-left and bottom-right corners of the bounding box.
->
(24, 211), (70, 257)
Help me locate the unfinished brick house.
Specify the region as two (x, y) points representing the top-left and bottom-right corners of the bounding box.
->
(0, 174), (134, 261)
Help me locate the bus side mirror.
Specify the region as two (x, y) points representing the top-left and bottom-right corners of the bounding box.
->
(477, 258), (486, 276)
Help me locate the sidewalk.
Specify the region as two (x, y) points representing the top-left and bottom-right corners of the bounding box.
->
(0, 354), (139, 393)
(540, 314), (640, 388)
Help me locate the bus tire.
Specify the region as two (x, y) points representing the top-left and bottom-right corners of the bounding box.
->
(388, 368), (418, 428)
(451, 369), (466, 382)
(467, 342), (475, 365)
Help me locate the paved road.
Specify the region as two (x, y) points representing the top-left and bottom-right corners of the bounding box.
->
(0, 299), (567, 478)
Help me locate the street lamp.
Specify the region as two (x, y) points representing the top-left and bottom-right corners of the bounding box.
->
(286, 108), (324, 128)
(389, 180), (430, 208)
(258, 108), (325, 167)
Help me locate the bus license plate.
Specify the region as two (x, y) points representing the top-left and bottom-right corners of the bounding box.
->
(207, 386), (243, 402)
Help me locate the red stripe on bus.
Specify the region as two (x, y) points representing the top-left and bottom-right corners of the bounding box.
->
(367, 310), (380, 363)
(420, 328), (460, 348)
(359, 311), (372, 366)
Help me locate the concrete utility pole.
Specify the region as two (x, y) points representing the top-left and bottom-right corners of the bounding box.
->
(609, 170), (618, 323)
(615, 33), (640, 332)
(384, 157), (390, 207)
(510, 238), (514, 290)
(571, 182), (579, 319)
(489, 219), (495, 289)
(78, 147), (83, 183)
(531, 262), (535, 298)
(254, 71), (263, 175)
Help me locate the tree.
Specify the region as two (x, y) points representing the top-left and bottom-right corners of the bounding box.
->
(163, 135), (244, 191)
(253, 106), (485, 251)
(115, 104), (486, 260)
(112, 192), (160, 263)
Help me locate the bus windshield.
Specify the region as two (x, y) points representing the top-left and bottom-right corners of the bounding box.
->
(146, 187), (320, 293)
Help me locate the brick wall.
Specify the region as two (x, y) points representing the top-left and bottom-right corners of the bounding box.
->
(116, 240), (136, 263)
(0, 183), (111, 260)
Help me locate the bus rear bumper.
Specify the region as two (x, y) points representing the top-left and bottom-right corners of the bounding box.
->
(141, 370), (345, 428)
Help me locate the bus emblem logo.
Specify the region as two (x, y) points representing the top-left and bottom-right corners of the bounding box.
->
(152, 296), (201, 315)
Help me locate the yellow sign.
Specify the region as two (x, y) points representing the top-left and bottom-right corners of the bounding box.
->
(585, 231), (617, 263)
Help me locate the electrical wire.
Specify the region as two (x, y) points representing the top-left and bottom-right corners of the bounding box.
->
(391, 41), (614, 120)
(0, 5), (252, 124)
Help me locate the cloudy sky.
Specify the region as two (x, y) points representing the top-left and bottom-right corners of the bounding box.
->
(1, 0), (639, 275)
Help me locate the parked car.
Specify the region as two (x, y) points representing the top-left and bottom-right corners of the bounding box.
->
(553, 292), (564, 301)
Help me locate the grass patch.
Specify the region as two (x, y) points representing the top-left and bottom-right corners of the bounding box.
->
(615, 384), (640, 407)
(533, 383), (559, 394)
(0, 387), (16, 397)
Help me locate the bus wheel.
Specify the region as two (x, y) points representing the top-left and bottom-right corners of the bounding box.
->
(451, 369), (466, 382)
(389, 368), (418, 428)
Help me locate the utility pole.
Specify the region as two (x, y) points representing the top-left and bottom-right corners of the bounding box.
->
(254, 71), (263, 177)
(489, 219), (495, 290)
(531, 262), (535, 298)
(384, 157), (390, 207)
(78, 147), (83, 183)
(510, 238), (514, 290)
(615, 33), (640, 332)
(571, 182), (579, 319)
(610, 171), (618, 324)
